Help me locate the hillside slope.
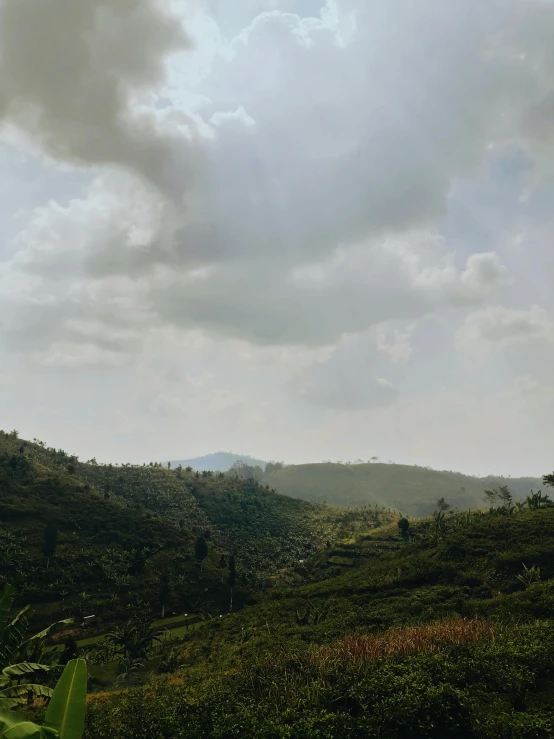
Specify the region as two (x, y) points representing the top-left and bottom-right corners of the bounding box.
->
(262, 461), (542, 515)
(86, 505), (554, 738)
(0, 432), (391, 627)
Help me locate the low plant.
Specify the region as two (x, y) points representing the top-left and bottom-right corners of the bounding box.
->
(516, 562), (541, 589)
(0, 658), (87, 738)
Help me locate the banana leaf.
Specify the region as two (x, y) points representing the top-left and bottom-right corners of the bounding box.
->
(19, 621), (73, 666)
(0, 587), (16, 637)
(44, 660), (86, 739)
(2, 664), (51, 679)
(0, 710), (58, 738)
(0, 685), (54, 699)
(7, 608), (30, 633)
(23, 622), (73, 649)
(0, 683), (54, 710)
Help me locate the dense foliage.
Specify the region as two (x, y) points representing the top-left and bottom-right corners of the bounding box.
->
(84, 503), (554, 738)
(0, 432), (390, 629)
(6, 430), (554, 737)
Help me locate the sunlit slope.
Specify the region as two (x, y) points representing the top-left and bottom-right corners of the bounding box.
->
(263, 461), (541, 515)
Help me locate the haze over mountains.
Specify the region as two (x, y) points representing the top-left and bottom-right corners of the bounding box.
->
(262, 462), (542, 516)
(168, 452), (543, 516)
(168, 452), (267, 472)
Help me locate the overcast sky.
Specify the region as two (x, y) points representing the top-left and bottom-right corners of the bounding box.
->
(1, 0), (554, 476)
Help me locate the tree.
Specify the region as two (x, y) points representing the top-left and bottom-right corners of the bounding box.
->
(265, 461), (284, 474)
(158, 574), (170, 618)
(526, 489), (552, 510)
(43, 522), (58, 565)
(484, 486), (514, 513)
(436, 498), (450, 513)
(543, 471), (554, 488)
(231, 461), (264, 482)
(194, 536), (209, 572)
(498, 485), (513, 510)
(127, 548), (146, 576)
(397, 518), (409, 537)
(106, 616), (161, 680)
(59, 636), (78, 666)
(429, 500), (450, 544)
(228, 554), (237, 612)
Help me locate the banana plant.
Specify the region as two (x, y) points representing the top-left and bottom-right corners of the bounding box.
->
(0, 658), (87, 739)
(0, 585), (72, 710)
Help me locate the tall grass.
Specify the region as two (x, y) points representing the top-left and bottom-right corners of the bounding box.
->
(313, 616), (496, 667)
(254, 616), (496, 675)
(243, 616), (498, 711)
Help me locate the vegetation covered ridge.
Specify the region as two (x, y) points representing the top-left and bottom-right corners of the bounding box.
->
(0, 430), (394, 629)
(5, 428), (554, 737)
(82, 485), (554, 738)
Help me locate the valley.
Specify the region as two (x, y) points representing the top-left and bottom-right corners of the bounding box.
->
(2, 429), (554, 737)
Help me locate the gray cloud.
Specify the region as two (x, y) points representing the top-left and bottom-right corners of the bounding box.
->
(2, 0), (554, 365)
(0, 0), (196, 195)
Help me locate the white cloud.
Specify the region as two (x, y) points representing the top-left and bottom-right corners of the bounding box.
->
(2, 0), (554, 473)
(457, 304), (554, 348)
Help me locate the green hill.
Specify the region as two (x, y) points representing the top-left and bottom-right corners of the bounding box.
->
(85, 503), (554, 738)
(6, 428), (554, 737)
(0, 431), (391, 629)
(262, 461), (542, 515)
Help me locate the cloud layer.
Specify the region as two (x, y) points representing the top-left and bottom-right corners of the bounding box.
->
(1, 0), (554, 473)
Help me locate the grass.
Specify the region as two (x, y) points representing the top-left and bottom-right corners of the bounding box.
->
(308, 616), (497, 667)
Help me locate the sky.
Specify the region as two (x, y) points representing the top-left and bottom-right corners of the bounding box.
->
(1, 0), (554, 476)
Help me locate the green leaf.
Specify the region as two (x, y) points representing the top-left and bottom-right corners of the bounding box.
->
(44, 660), (87, 739)
(1, 719), (58, 738)
(0, 698), (18, 711)
(0, 710), (57, 738)
(2, 664), (51, 679)
(0, 586), (16, 638)
(0, 684), (54, 700)
(23, 621), (73, 649)
(3, 721), (43, 739)
(8, 607), (31, 633)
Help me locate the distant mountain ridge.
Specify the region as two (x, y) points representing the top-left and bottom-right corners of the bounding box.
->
(167, 452), (544, 516)
(261, 461), (543, 516)
(168, 451), (267, 472)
